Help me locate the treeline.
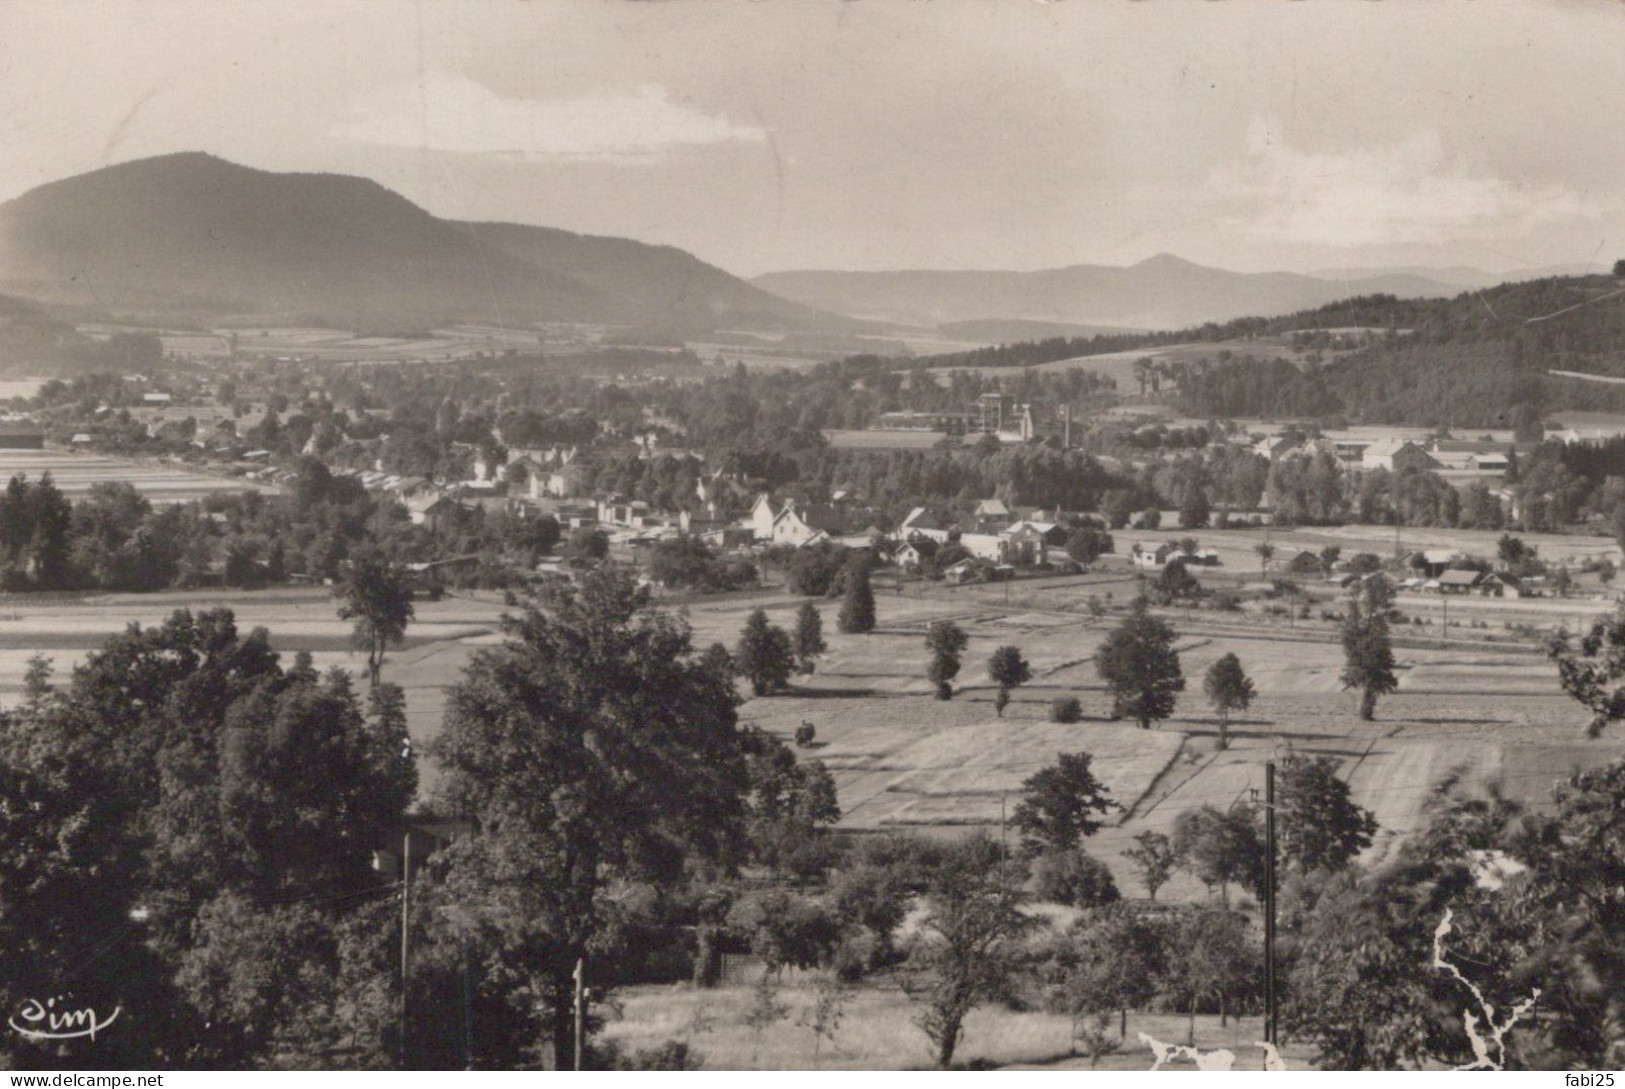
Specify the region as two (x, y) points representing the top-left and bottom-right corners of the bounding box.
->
(0, 465), (561, 594)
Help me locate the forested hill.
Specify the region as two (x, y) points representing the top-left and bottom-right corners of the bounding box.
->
(900, 292), (1446, 373)
(899, 274), (1625, 429)
(1172, 274), (1625, 428)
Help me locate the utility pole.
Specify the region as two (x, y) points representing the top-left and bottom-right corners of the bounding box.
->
(1264, 761), (1278, 1047)
(572, 957), (585, 1072)
(400, 829), (412, 1069)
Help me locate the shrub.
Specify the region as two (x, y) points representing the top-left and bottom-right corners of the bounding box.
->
(794, 721), (817, 748)
(1049, 696), (1083, 723)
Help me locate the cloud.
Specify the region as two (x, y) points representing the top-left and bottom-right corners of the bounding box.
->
(1210, 118), (1603, 248)
(332, 72), (766, 161)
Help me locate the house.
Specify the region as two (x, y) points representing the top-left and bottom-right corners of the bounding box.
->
(958, 532), (1005, 563)
(769, 501), (849, 547)
(972, 498), (1011, 523)
(1361, 439), (1442, 473)
(898, 507), (952, 544)
(1253, 435), (1299, 461)
(1131, 542), (1177, 569)
(407, 494), (461, 530)
(1000, 523), (1050, 566)
(387, 477), (441, 505)
(141, 392), (173, 405)
(895, 537), (940, 569)
(1479, 571), (1525, 598)
(942, 558), (982, 584)
(1435, 568), (1485, 594)
(750, 494), (779, 541)
(1472, 453), (1510, 473)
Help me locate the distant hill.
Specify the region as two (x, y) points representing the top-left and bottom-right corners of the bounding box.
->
(753, 254), (1461, 331)
(0, 153), (850, 334)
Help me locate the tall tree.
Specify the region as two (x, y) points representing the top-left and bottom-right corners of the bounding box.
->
(837, 556), (876, 634)
(1275, 753), (1378, 873)
(1095, 601), (1185, 729)
(736, 607), (794, 696)
(792, 602), (827, 675)
(925, 620), (969, 700)
(432, 567), (749, 1066)
(986, 645), (1032, 717)
(335, 545), (415, 688)
(900, 835), (1031, 1068)
(1011, 752), (1116, 855)
(1202, 653), (1256, 749)
(1341, 578), (1398, 720)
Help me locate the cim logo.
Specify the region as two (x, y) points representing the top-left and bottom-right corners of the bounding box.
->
(8, 996), (121, 1042)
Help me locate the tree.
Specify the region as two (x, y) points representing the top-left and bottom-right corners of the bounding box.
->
(1164, 909), (1258, 1044)
(901, 835), (1031, 1068)
(1011, 752), (1116, 854)
(1095, 601), (1185, 729)
(987, 645), (1032, 717)
(1546, 608), (1625, 737)
(1065, 525), (1113, 569)
(1179, 484), (1211, 531)
(1172, 804), (1264, 905)
(1060, 906), (1168, 1044)
(792, 602), (827, 674)
(334, 545), (415, 688)
(743, 731), (842, 879)
(1202, 653), (1255, 748)
(1151, 558), (1202, 604)
(924, 620), (969, 700)
(1121, 830), (1176, 901)
(1275, 753), (1378, 872)
(432, 567), (750, 1066)
(0, 609), (416, 1069)
(837, 557), (876, 633)
(736, 607), (794, 696)
(1254, 541), (1275, 577)
(1341, 578), (1398, 720)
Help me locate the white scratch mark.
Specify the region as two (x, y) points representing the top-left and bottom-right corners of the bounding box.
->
(1431, 908), (1541, 1071)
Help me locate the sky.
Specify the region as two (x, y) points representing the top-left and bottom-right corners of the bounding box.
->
(3, 0), (1624, 278)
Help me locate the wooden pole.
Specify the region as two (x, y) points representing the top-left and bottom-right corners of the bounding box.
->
(573, 957), (585, 1072)
(400, 830), (412, 1068)
(1264, 763), (1278, 1046)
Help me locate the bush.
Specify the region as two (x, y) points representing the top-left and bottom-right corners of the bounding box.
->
(1033, 847), (1120, 907)
(794, 721), (817, 748)
(1049, 696), (1083, 724)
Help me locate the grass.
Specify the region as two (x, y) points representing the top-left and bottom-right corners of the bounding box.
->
(601, 976), (1318, 1070)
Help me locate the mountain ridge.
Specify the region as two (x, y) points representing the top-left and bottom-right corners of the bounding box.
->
(0, 152), (853, 334)
(752, 259), (1465, 331)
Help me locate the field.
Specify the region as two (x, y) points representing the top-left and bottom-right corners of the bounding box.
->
(0, 448), (277, 502)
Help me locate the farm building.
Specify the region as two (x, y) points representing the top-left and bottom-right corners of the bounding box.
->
(0, 422), (45, 449)
(1361, 439), (1442, 472)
